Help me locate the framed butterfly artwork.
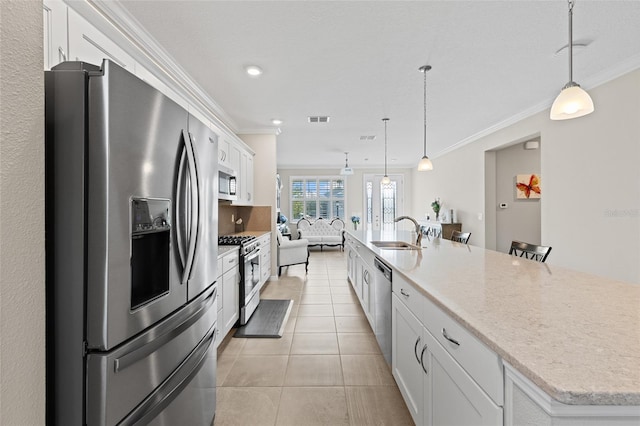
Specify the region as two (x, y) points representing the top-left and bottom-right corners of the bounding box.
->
(516, 174), (541, 199)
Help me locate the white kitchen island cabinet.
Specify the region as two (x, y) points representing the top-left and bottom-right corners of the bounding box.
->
(392, 291), (502, 426)
(346, 229), (640, 426)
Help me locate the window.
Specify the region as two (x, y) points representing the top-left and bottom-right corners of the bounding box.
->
(291, 176), (345, 220)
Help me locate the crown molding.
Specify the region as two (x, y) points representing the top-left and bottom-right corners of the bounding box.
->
(434, 53), (640, 160)
(71, 0), (240, 138)
(238, 127), (282, 136)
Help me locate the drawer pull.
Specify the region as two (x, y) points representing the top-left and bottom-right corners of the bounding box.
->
(414, 336), (422, 364)
(400, 289), (410, 298)
(420, 344), (429, 375)
(442, 328), (460, 346)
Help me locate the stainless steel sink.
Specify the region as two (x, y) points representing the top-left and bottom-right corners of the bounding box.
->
(370, 241), (422, 250)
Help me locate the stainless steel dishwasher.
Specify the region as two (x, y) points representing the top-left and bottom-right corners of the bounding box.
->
(373, 257), (392, 365)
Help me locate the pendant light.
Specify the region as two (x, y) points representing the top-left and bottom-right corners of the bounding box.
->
(550, 0), (594, 120)
(381, 118), (390, 185)
(417, 65), (434, 171)
(340, 152), (354, 175)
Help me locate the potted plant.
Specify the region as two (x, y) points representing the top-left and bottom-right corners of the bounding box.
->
(431, 198), (441, 221)
(351, 215), (361, 230)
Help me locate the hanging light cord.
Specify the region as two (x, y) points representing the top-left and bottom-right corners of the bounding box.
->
(423, 67), (427, 157)
(383, 118), (388, 176)
(568, 0), (575, 85)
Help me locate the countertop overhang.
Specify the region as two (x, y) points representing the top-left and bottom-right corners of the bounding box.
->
(346, 229), (640, 406)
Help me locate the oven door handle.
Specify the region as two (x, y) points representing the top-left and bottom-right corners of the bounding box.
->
(244, 249), (260, 262)
(118, 323), (216, 426)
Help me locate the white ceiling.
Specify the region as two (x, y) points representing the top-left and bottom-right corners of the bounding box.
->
(117, 1), (640, 169)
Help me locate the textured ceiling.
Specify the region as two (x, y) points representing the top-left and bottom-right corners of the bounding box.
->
(117, 1), (640, 168)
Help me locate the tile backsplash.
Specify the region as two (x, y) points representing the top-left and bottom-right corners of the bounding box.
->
(219, 204), (272, 235)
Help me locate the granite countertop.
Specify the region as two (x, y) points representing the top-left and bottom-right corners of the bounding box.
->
(346, 229), (640, 406)
(217, 245), (239, 258)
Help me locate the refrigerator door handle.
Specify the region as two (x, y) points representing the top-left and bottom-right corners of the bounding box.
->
(176, 144), (189, 270)
(177, 129), (199, 284)
(118, 323), (216, 426)
(184, 130), (199, 283)
(113, 286), (216, 373)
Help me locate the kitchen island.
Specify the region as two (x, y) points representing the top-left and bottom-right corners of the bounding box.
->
(345, 229), (640, 425)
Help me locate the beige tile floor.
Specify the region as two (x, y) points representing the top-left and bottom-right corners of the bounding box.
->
(214, 249), (414, 426)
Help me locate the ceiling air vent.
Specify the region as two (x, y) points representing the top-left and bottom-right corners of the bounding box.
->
(359, 135), (376, 141)
(308, 116), (330, 123)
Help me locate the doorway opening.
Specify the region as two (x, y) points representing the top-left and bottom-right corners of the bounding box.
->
(484, 136), (541, 253)
(363, 174), (404, 231)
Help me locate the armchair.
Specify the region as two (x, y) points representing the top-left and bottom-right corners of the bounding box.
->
(277, 229), (309, 276)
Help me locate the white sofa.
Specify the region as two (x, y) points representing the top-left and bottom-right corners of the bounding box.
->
(277, 230), (309, 276)
(297, 218), (345, 250)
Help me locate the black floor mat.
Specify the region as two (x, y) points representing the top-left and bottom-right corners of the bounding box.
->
(233, 299), (293, 338)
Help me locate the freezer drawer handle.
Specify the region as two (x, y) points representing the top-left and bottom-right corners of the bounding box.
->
(114, 286), (216, 373)
(119, 323), (216, 426)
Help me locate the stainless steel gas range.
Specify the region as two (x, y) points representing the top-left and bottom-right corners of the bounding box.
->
(218, 235), (263, 325)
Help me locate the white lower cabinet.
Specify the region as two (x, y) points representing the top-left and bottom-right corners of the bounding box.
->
(215, 249), (239, 347)
(392, 294), (425, 424)
(222, 266), (239, 334)
(257, 233), (272, 286)
(424, 326), (502, 426)
(392, 292), (503, 426)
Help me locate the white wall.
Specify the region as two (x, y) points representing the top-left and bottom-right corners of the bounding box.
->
(0, 1), (46, 424)
(493, 141), (541, 253)
(240, 134), (278, 276)
(412, 69), (640, 284)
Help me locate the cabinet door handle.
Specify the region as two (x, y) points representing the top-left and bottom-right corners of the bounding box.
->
(442, 328), (460, 346)
(420, 344), (429, 375)
(58, 47), (67, 62)
(400, 289), (410, 298)
(414, 336), (422, 365)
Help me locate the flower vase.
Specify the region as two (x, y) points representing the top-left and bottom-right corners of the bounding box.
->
(435, 213), (439, 222)
(353, 223), (358, 230)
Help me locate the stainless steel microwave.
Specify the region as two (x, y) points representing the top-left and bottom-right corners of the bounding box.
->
(219, 164), (237, 201)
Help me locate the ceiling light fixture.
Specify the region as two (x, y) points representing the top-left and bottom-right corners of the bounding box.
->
(550, 0), (594, 120)
(271, 119), (283, 125)
(340, 152), (354, 175)
(417, 65), (434, 171)
(245, 65), (263, 77)
(381, 118), (390, 185)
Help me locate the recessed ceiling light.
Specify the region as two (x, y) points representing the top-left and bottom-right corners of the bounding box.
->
(245, 65), (263, 77)
(271, 119), (283, 125)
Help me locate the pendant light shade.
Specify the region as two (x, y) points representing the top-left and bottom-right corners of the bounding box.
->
(550, 83), (594, 120)
(550, 0), (594, 120)
(381, 118), (390, 184)
(340, 152), (354, 175)
(417, 65), (433, 171)
(418, 156), (433, 171)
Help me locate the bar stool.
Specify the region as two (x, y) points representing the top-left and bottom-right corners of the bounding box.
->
(508, 240), (552, 263)
(450, 230), (471, 244)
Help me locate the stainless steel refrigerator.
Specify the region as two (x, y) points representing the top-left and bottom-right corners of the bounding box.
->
(45, 60), (218, 425)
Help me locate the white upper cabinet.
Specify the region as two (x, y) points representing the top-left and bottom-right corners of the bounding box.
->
(68, 8), (136, 72)
(233, 149), (254, 205)
(43, 0), (68, 70)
